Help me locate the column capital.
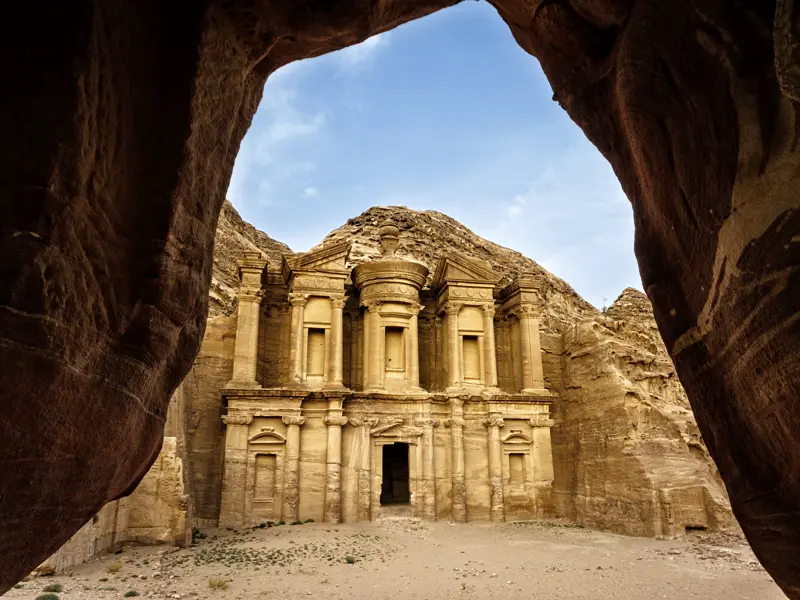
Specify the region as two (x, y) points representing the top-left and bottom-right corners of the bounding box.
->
(484, 416), (504, 429)
(444, 302), (463, 316)
(282, 415), (306, 427)
(324, 415), (349, 427)
(444, 418), (465, 428)
(414, 417), (440, 428)
(238, 289), (264, 303)
(513, 303), (541, 319)
(288, 293), (308, 307)
(530, 415), (555, 428)
(223, 414), (253, 426)
(482, 304), (497, 318)
(330, 295), (347, 309)
(363, 299), (382, 312)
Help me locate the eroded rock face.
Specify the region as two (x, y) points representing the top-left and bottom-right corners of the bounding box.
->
(2, 0), (798, 596)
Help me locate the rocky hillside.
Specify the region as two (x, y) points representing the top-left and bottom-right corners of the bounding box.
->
(209, 200), (292, 317)
(314, 206), (598, 332)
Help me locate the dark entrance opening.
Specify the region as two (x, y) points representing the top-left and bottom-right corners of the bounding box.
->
(380, 443), (410, 505)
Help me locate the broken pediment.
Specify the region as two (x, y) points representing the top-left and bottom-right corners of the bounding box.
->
(431, 252), (501, 294)
(281, 241), (351, 281)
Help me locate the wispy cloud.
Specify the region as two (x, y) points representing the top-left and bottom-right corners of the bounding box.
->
(303, 186), (318, 198)
(228, 65), (326, 207)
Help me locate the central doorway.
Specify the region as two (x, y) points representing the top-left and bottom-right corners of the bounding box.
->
(380, 443), (410, 505)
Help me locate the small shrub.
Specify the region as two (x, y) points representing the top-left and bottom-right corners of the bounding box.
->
(344, 556), (356, 564)
(107, 562), (122, 573)
(124, 591), (140, 597)
(42, 583), (63, 592)
(257, 522), (266, 529)
(277, 521), (286, 526)
(99, 577), (108, 582)
(208, 577), (229, 591)
(290, 520), (303, 525)
(13, 583), (24, 589)
(303, 519), (314, 523)
(99, 586), (117, 591)
(35, 594), (60, 600)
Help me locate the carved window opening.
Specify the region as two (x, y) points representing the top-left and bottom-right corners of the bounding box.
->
(509, 453), (526, 485)
(254, 454), (277, 501)
(462, 335), (481, 382)
(380, 442), (410, 505)
(385, 326), (405, 371)
(306, 328), (326, 377)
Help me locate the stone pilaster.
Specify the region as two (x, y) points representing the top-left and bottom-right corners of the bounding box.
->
(219, 413), (253, 528)
(530, 415), (555, 517)
(227, 254), (267, 387)
(446, 398), (467, 522)
(326, 295), (346, 389)
(482, 304), (498, 387)
(365, 300), (383, 391)
(350, 417), (378, 522)
(288, 294), (307, 385)
(485, 415), (505, 522)
(323, 414), (348, 523)
(281, 415), (305, 521)
(415, 417), (439, 521)
(445, 303), (462, 390)
(408, 303), (421, 389)
(516, 304), (545, 392)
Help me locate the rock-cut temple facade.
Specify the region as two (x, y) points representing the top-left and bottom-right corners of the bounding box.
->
(219, 222), (556, 526)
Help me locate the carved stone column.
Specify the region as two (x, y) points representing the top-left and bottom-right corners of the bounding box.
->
(485, 415), (505, 522)
(281, 415), (305, 521)
(327, 296), (346, 389)
(517, 304), (545, 392)
(415, 417), (439, 521)
(408, 303), (421, 389)
(287, 294), (307, 385)
(219, 413), (253, 528)
(445, 303), (462, 389)
(446, 398), (467, 522)
(228, 254), (267, 387)
(482, 304), (498, 388)
(323, 415), (348, 523)
(365, 300), (383, 391)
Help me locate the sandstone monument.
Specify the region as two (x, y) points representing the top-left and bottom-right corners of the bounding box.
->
(43, 203), (732, 570)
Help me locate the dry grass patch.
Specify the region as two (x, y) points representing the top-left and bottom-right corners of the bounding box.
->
(107, 562), (122, 573)
(208, 577), (229, 591)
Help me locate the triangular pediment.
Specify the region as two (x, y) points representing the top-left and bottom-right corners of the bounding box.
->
(282, 241), (350, 279)
(431, 252), (501, 292)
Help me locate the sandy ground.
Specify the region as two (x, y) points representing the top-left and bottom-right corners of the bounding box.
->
(4, 519), (786, 600)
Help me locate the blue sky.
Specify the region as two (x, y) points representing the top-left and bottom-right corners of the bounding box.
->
(227, 1), (640, 309)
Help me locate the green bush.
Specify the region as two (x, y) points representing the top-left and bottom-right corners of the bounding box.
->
(42, 583), (63, 593)
(35, 594), (60, 600)
(344, 556), (356, 564)
(303, 519), (314, 523)
(124, 591), (140, 597)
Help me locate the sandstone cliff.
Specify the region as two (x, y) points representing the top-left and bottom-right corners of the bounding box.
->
(209, 200), (293, 317)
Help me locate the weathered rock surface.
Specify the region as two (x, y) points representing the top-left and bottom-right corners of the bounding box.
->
(555, 289), (730, 536)
(2, 1), (798, 596)
(209, 200), (292, 317)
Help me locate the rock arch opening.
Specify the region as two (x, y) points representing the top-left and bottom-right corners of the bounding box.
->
(1, 1), (799, 598)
